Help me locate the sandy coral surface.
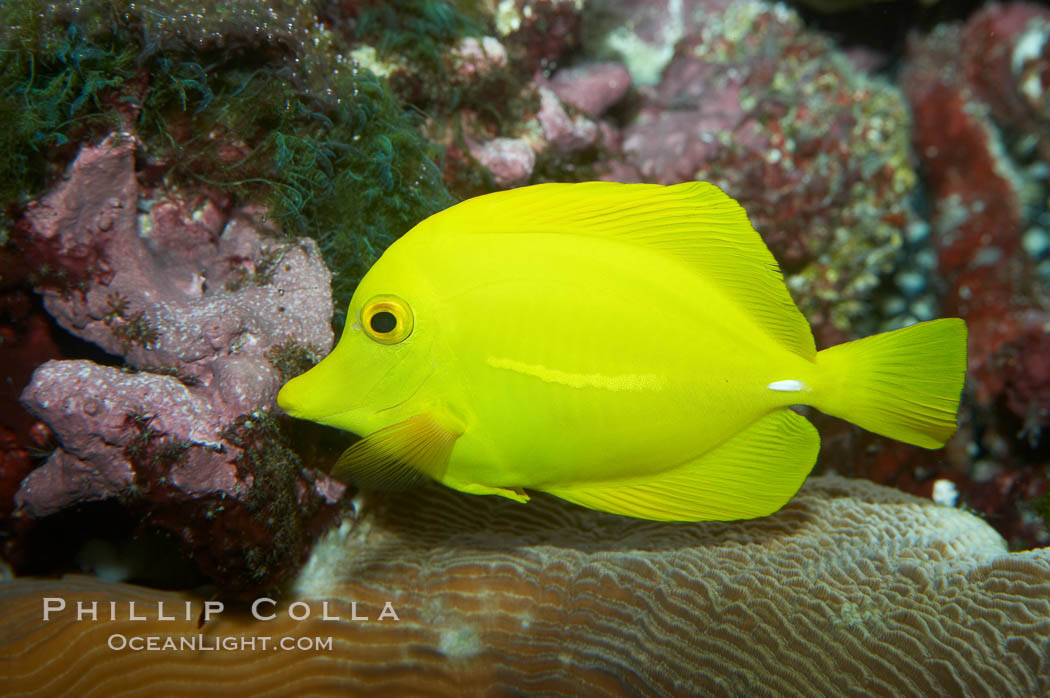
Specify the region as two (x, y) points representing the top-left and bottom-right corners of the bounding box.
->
(1, 477), (1048, 696)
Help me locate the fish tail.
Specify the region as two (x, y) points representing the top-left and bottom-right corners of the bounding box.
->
(811, 318), (967, 448)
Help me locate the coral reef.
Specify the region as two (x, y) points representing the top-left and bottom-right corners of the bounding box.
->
(898, 2), (1050, 547)
(9, 137), (344, 595)
(0, 0), (1047, 650)
(0, 275), (63, 518)
(0, 0), (496, 593)
(1, 477), (1048, 695)
(904, 5), (1045, 419)
(355, 0), (620, 196)
(603, 0), (916, 340)
(20, 137), (332, 405)
(0, 0), (456, 322)
(548, 61), (632, 117)
(494, 0), (585, 74)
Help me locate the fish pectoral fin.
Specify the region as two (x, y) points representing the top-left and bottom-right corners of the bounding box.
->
(543, 409), (820, 522)
(332, 413), (460, 492)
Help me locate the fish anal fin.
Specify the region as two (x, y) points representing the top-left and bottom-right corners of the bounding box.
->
(333, 414), (460, 492)
(544, 409), (819, 521)
(427, 181), (815, 358)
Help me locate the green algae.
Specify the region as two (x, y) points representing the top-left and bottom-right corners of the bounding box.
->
(1, 0), (461, 324)
(348, 0), (484, 72)
(266, 338), (323, 381)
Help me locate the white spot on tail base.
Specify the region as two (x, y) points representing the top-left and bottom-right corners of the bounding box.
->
(768, 380), (805, 392)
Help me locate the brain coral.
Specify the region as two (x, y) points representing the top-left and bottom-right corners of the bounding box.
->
(1, 476), (1048, 696)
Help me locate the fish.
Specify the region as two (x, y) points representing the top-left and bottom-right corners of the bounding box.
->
(277, 181), (967, 521)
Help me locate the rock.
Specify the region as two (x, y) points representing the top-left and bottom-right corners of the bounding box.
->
(467, 137), (537, 187)
(1, 477), (1047, 695)
(961, 2), (1050, 158)
(447, 36), (508, 81)
(22, 136), (333, 411)
(17, 361), (231, 519)
(15, 448), (134, 521)
(494, 0), (583, 73)
(902, 8), (1050, 436)
(0, 278), (64, 517)
(13, 136), (345, 594)
(536, 87), (598, 153)
(549, 62), (632, 117)
(594, 0), (731, 85)
(618, 0), (915, 338)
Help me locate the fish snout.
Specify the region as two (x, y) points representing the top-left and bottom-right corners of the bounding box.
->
(276, 375), (309, 418)
(274, 351), (362, 426)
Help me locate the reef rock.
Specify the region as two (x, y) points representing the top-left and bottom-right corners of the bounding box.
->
(17, 361), (231, 518)
(438, 0), (599, 190)
(903, 4), (1050, 431)
(466, 136), (538, 188)
(0, 276), (64, 517)
(549, 61), (632, 117)
(1, 477), (1047, 696)
(21, 135), (333, 411)
(613, 0), (915, 338)
(13, 135), (344, 594)
(900, 4), (1050, 546)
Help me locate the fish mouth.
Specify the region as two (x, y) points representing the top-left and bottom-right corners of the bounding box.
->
(280, 359), (436, 435)
(275, 380), (308, 418)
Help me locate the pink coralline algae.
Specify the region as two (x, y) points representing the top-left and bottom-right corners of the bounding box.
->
(435, 3), (627, 191)
(467, 136), (538, 188)
(447, 36), (508, 81)
(21, 135), (333, 412)
(822, 1), (1050, 548)
(18, 361), (230, 519)
(903, 6), (1050, 438)
(457, 67), (605, 187)
(549, 62), (632, 118)
(961, 4), (1050, 161)
(536, 85), (599, 154)
(11, 136), (345, 594)
(611, 0), (915, 339)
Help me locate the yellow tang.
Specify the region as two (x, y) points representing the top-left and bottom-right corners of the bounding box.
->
(278, 182), (967, 521)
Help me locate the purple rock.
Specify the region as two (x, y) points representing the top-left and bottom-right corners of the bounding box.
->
(468, 137), (537, 187)
(593, 0), (737, 84)
(536, 87), (599, 154)
(14, 136), (344, 594)
(448, 36), (508, 81)
(549, 62), (632, 117)
(16, 449), (134, 520)
(614, 2), (915, 339)
(22, 136), (333, 415)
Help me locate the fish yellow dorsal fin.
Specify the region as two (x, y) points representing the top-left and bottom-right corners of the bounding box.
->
(426, 181), (815, 358)
(543, 408), (819, 521)
(333, 414), (460, 491)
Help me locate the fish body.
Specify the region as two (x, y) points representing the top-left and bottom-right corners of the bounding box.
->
(278, 182), (967, 521)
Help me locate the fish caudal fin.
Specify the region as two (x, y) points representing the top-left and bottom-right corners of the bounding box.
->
(543, 409), (819, 521)
(812, 318), (967, 449)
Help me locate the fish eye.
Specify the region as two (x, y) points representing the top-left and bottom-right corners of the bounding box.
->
(361, 295), (413, 344)
(371, 311), (397, 334)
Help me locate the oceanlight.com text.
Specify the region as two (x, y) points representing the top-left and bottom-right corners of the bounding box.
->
(108, 634), (334, 651)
